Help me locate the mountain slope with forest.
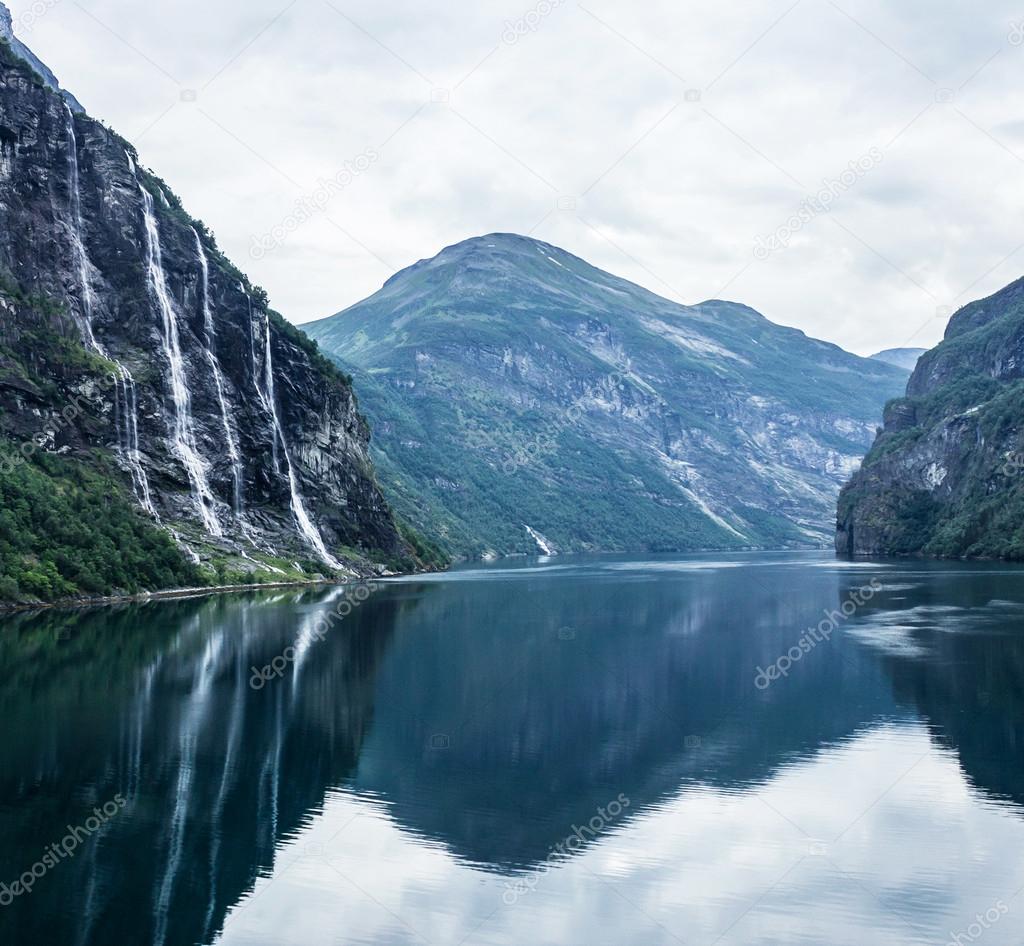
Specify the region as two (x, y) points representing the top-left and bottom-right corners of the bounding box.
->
(838, 275), (1024, 559)
(307, 234), (909, 558)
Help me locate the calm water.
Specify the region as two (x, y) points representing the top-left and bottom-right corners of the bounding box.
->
(1, 552), (1024, 945)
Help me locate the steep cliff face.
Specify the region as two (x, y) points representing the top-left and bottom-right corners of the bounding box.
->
(837, 276), (1024, 559)
(0, 35), (412, 593)
(307, 234), (909, 557)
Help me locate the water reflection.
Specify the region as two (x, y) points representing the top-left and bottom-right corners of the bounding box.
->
(0, 589), (414, 946)
(0, 554), (1021, 946)
(349, 558), (901, 872)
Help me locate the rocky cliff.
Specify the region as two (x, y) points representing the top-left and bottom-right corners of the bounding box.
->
(837, 276), (1024, 559)
(0, 31), (417, 597)
(307, 233), (910, 557)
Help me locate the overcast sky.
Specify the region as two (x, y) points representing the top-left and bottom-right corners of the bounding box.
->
(10, 0), (1024, 354)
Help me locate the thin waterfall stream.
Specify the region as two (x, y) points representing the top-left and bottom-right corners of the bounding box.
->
(63, 105), (155, 513)
(193, 228), (244, 517)
(244, 290), (343, 570)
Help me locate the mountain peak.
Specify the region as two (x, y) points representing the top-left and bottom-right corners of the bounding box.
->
(307, 234), (909, 557)
(379, 232), (583, 293)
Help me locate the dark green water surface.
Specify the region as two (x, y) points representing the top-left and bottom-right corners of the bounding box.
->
(1, 552), (1022, 945)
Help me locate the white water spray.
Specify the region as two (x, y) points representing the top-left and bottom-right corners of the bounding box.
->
(63, 105), (154, 513)
(63, 103), (97, 350)
(193, 228), (244, 516)
(139, 186), (222, 536)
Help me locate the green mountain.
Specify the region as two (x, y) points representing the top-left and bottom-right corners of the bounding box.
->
(306, 234), (909, 558)
(838, 276), (1024, 559)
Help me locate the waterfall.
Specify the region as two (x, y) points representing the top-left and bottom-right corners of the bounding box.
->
(138, 185), (223, 537)
(193, 229), (244, 515)
(63, 102), (97, 351)
(153, 631), (225, 946)
(244, 290), (343, 570)
(117, 371), (156, 515)
(63, 105), (155, 514)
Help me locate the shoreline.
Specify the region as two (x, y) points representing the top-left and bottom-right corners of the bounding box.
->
(0, 576), (377, 616)
(0, 546), (857, 616)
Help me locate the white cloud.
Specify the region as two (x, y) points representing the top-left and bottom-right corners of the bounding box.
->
(10, 0), (1024, 354)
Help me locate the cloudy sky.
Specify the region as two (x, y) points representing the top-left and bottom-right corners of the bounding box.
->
(10, 0), (1024, 354)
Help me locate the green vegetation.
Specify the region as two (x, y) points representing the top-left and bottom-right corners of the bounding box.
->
(0, 37), (48, 90)
(344, 363), (809, 557)
(0, 446), (205, 603)
(269, 309), (352, 388)
(842, 278), (1024, 560)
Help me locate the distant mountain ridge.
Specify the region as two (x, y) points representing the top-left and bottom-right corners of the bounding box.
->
(307, 233), (910, 557)
(870, 348), (925, 371)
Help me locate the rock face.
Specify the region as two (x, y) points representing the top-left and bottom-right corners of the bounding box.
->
(0, 35), (407, 577)
(306, 233), (910, 557)
(838, 276), (1024, 559)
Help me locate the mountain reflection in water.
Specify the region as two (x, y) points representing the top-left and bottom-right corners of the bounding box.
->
(0, 553), (1021, 946)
